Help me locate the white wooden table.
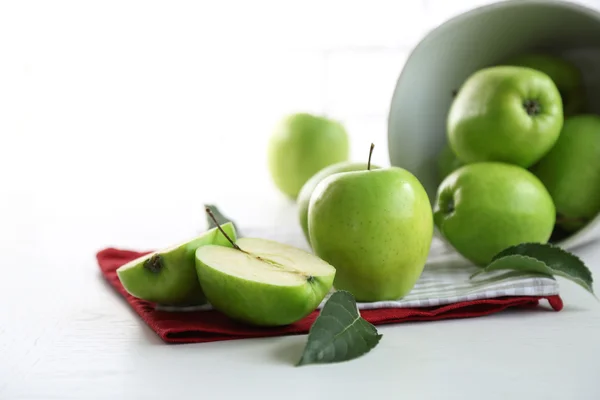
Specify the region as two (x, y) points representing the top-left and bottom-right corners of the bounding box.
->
(3, 1), (600, 397)
(1, 191), (599, 400)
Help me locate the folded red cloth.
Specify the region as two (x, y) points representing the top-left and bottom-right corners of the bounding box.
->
(97, 247), (564, 344)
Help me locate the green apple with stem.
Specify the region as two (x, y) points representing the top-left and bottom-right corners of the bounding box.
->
(308, 144), (433, 302)
(195, 208), (336, 326)
(434, 162), (556, 266)
(531, 115), (600, 233)
(116, 222), (237, 305)
(503, 53), (586, 116)
(448, 66), (563, 168)
(268, 112), (349, 200)
(297, 160), (380, 244)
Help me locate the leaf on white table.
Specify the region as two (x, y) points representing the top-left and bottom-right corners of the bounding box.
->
(296, 291), (382, 366)
(471, 242), (595, 297)
(204, 204), (241, 236)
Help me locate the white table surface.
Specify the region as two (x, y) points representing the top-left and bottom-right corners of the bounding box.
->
(2, 1), (600, 398)
(1, 190), (599, 400)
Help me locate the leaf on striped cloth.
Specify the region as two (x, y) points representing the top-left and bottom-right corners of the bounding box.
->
(471, 242), (595, 297)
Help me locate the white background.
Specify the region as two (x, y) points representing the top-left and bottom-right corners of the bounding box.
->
(2, 0), (600, 250)
(2, 1), (600, 399)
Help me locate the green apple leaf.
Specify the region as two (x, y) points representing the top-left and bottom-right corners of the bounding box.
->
(296, 290), (382, 366)
(471, 242), (595, 296)
(204, 204), (241, 235)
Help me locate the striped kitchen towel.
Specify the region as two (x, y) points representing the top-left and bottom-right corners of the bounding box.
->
(241, 226), (560, 310)
(97, 225), (563, 343)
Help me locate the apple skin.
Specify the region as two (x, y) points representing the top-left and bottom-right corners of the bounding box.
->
(297, 161), (379, 244)
(116, 222), (237, 306)
(448, 66), (563, 168)
(195, 238), (335, 326)
(531, 115), (600, 232)
(268, 113), (349, 200)
(436, 143), (464, 181)
(503, 53), (586, 117)
(308, 167), (433, 302)
(434, 162), (556, 266)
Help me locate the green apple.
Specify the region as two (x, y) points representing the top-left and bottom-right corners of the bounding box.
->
(297, 161), (380, 244)
(448, 66), (563, 168)
(195, 237), (336, 326)
(436, 142), (464, 181)
(434, 162), (556, 266)
(268, 113), (349, 200)
(531, 115), (600, 232)
(503, 53), (586, 116)
(308, 164), (433, 302)
(116, 222), (237, 305)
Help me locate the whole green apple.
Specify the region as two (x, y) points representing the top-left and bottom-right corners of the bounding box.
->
(436, 142), (464, 181)
(195, 237), (336, 326)
(503, 53), (586, 117)
(297, 161), (380, 244)
(434, 162), (556, 266)
(308, 163), (433, 302)
(531, 115), (600, 232)
(268, 113), (349, 199)
(448, 66), (563, 168)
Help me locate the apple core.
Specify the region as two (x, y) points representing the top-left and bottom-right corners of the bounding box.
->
(143, 254), (163, 273)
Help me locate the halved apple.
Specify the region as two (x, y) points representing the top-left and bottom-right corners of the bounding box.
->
(116, 222), (237, 306)
(195, 237), (336, 326)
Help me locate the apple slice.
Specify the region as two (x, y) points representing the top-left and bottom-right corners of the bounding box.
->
(195, 237), (336, 326)
(116, 222), (237, 306)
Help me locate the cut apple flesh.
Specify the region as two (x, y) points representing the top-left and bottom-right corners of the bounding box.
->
(195, 237), (336, 326)
(197, 238), (334, 286)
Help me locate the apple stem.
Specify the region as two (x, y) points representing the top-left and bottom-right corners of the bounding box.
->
(205, 207), (242, 251)
(367, 143), (375, 171)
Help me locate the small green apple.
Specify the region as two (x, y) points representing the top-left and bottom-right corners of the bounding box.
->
(434, 162), (556, 266)
(297, 161), (380, 244)
(195, 237), (336, 326)
(436, 142), (464, 181)
(268, 113), (349, 200)
(531, 115), (600, 232)
(503, 53), (586, 116)
(448, 66), (563, 168)
(116, 222), (237, 305)
(308, 148), (433, 302)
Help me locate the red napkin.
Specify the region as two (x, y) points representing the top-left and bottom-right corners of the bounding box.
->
(97, 247), (564, 344)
